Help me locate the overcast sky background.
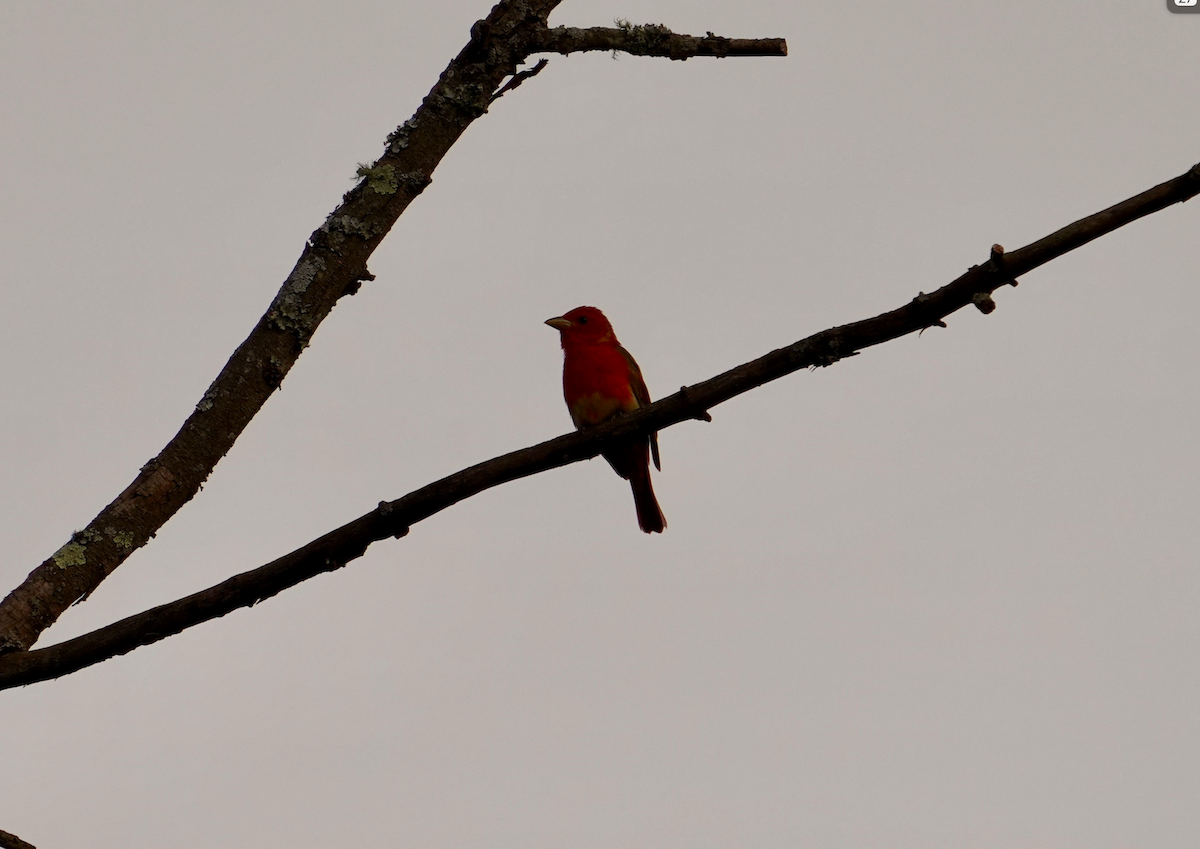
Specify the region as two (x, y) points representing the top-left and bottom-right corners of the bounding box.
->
(2, 0), (1199, 846)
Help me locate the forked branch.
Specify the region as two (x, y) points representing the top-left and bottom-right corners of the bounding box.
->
(0, 0), (786, 656)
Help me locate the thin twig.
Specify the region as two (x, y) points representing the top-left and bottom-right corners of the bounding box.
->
(490, 59), (550, 102)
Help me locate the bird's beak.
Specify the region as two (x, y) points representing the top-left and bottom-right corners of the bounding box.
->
(544, 317), (571, 330)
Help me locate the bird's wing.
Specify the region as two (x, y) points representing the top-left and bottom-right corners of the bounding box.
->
(619, 345), (661, 471)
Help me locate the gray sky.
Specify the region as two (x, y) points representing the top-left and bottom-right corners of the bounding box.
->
(2, 0), (1198, 846)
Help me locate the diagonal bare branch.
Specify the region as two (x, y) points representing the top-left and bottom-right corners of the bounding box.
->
(0, 0), (786, 655)
(2, 160), (1195, 691)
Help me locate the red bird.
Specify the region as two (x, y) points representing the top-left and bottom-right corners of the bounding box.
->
(545, 306), (666, 534)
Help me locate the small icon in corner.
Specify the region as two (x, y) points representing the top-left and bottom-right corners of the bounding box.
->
(1176, 0), (1197, 6)
(1169, 0), (1200, 12)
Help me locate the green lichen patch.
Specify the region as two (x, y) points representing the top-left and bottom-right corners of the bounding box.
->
(196, 382), (219, 412)
(387, 117), (419, 153)
(52, 541), (87, 569)
(105, 526), (135, 551)
(355, 163), (400, 195)
(285, 257), (321, 294)
(322, 214), (377, 240)
(269, 257), (327, 333)
(614, 19), (674, 54)
(439, 83), (490, 118)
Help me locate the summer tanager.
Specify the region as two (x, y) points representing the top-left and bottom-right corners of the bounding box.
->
(545, 306), (666, 534)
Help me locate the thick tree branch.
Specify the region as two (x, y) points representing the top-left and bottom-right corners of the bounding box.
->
(533, 22), (788, 59)
(0, 0), (784, 655)
(1, 161), (1195, 691)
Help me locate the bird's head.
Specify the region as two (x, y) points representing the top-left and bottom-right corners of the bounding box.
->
(544, 305), (617, 347)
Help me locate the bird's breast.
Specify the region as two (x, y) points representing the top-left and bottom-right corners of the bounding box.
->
(562, 345), (639, 428)
(567, 391), (631, 429)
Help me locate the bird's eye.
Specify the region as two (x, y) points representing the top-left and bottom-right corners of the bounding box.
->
(578, 316), (588, 324)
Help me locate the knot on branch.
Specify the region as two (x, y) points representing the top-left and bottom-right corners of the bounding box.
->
(972, 292), (997, 314)
(811, 336), (859, 368)
(1185, 161), (1200, 190)
(699, 31), (730, 58)
(909, 291), (948, 334)
(678, 385), (713, 421)
(987, 243), (1019, 288)
(376, 501), (409, 538)
(341, 267), (375, 298)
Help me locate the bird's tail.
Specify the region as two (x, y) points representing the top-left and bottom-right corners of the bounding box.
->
(629, 463), (666, 534)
